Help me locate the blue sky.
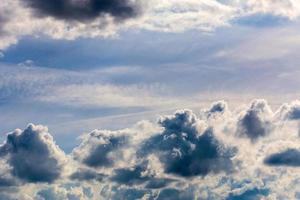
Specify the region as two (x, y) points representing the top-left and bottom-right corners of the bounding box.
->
(2, 1), (300, 199)
(0, 1), (300, 150)
(1, 21), (300, 150)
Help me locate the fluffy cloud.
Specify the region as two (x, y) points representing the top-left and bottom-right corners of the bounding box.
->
(276, 100), (300, 120)
(236, 99), (273, 141)
(72, 129), (129, 168)
(139, 109), (236, 177)
(0, 124), (66, 183)
(2, 100), (300, 198)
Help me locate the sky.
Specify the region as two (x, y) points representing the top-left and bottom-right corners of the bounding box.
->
(1, 0), (300, 199)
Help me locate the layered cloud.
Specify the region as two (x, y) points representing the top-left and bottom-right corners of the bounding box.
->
(2, 0), (300, 49)
(1, 99), (300, 199)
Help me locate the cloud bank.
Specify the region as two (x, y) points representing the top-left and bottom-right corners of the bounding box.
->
(1, 99), (300, 199)
(2, 0), (300, 49)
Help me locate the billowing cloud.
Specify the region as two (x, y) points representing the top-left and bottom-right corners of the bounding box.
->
(72, 129), (128, 168)
(264, 148), (300, 167)
(236, 99), (273, 141)
(0, 124), (66, 183)
(139, 109), (237, 177)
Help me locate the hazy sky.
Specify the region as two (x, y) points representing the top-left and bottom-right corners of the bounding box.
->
(2, 1), (300, 199)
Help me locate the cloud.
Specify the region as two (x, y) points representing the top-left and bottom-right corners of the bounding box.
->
(208, 100), (228, 114)
(35, 185), (93, 200)
(0, 124), (66, 183)
(111, 162), (152, 185)
(139, 109), (237, 177)
(3, 100), (300, 198)
(2, 0), (300, 49)
(72, 129), (128, 168)
(277, 101), (300, 120)
(226, 187), (270, 200)
(23, 0), (141, 22)
(70, 168), (105, 181)
(236, 99), (273, 141)
(264, 148), (300, 167)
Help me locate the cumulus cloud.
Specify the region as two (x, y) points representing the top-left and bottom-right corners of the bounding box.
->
(139, 109), (237, 177)
(236, 99), (273, 141)
(72, 129), (129, 168)
(0, 124), (66, 183)
(3, 100), (300, 198)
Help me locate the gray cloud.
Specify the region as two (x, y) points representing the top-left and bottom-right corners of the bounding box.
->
(36, 185), (93, 200)
(208, 100), (228, 114)
(264, 148), (300, 167)
(139, 109), (237, 177)
(70, 168), (105, 181)
(236, 99), (273, 141)
(72, 130), (128, 168)
(23, 0), (141, 22)
(0, 124), (65, 183)
(226, 187), (270, 200)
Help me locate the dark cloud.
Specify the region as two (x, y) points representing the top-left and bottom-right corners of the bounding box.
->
(156, 188), (194, 200)
(0, 177), (17, 187)
(70, 168), (105, 181)
(111, 161), (174, 188)
(237, 99), (273, 141)
(264, 149), (300, 167)
(23, 0), (141, 22)
(208, 100), (228, 114)
(145, 178), (174, 189)
(205, 100), (228, 119)
(139, 109), (236, 177)
(0, 124), (65, 183)
(72, 130), (128, 168)
(226, 188), (270, 200)
(111, 163), (151, 185)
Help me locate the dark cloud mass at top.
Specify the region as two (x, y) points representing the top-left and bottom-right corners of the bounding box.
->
(23, 0), (141, 21)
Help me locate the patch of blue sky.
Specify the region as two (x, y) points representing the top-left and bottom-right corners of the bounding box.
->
(232, 13), (291, 28)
